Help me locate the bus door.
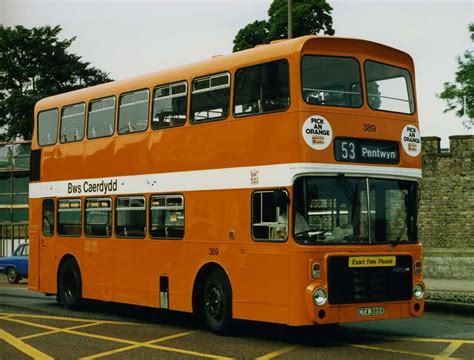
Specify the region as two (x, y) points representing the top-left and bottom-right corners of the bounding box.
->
(39, 199), (56, 293)
(28, 228), (40, 290)
(233, 189), (290, 324)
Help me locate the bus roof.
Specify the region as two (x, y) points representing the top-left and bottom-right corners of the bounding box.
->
(35, 35), (414, 112)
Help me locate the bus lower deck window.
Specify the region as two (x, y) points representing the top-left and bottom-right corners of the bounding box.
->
(115, 196), (146, 238)
(251, 190), (288, 241)
(150, 194), (184, 239)
(57, 198), (82, 237)
(85, 198), (112, 237)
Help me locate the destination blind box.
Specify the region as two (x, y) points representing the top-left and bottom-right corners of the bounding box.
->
(334, 138), (400, 164)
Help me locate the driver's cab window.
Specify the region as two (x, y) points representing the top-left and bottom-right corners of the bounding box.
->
(251, 189), (288, 241)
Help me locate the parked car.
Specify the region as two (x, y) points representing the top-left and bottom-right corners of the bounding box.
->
(0, 243), (29, 284)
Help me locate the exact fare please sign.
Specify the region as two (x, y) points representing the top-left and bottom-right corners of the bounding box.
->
(348, 256), (396, 268)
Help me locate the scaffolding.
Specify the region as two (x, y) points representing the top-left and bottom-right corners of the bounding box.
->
(0, 141), (30, 256)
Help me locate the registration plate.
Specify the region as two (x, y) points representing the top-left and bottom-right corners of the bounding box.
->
(357, 306), (385, 317)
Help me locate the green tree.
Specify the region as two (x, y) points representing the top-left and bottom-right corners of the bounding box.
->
(233, 0), (334, 52)
(438, 23), (474, 129)
(0, 25), (112, 140)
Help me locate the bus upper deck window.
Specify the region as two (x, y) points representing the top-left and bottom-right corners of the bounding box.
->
(234, 60), (289, 116)
(60, 103), (85, 143)
(118, 90), (149, 134)
(301, 56), (362, 108)
(152, 81), (187, 129)
(191, 73), (230, 123)
(365, 60), (415, 114)
(88, 97), (116, 139)
(38, 109), (59, 146)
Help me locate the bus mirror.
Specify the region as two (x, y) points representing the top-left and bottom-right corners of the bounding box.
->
(274, 189), (289, 208)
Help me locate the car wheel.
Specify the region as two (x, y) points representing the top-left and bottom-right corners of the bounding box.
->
(7, 267), (19, 284)
(202, 270), (232, 335)
(58, 258), (83, 310)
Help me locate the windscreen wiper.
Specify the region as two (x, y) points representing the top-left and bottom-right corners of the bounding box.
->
(392, 219), (407, 247)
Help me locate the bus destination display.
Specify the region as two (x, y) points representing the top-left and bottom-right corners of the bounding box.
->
(334, 138), (399, 164)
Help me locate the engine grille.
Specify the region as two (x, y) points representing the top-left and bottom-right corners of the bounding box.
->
(327, 255), (413, 305)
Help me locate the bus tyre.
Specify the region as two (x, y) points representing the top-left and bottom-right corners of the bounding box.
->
(202, 270), (232, 335)
(7, 267), (19, 284)
(58, 258), (83, 310)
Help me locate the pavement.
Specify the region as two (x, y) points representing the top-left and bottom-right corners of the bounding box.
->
(424, 278), (474, 315)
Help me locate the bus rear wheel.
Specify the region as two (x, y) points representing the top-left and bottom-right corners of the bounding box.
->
(58, 258), (83, 310)
(202, 270), (232, 335)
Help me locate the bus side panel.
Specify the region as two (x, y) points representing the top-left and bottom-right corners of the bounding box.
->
(81, 237), (114, 302)
(147, 240), (186, 311)
(185, 189), (290, 324)
(229, 112), (292, 168)
(112, 239), (150, 306)
(148, 127), (188, 173)
(84, 137), (116, 179)
(232, 242), (290, 324)
(186, 121), (229, 171)
(54, 142), (86, 181)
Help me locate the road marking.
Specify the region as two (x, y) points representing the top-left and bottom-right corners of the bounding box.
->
(19, 321), (106, 340)
(350, 343), (462, 359)
(0, 329), (54, 360)
(3, 315), (233, 359)
(81, 331), (198, 359)
(145, 343), (234, 359)
(0, 312), (140, 325)
(386, 336), (474, 345)
(255, 345), (300, 359)
(435, 341), (464, 359)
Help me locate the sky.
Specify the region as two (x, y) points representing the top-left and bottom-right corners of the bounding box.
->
(1, 0), (473, 147)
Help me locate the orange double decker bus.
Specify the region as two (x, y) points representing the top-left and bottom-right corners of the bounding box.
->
(29, 36), (424, 334)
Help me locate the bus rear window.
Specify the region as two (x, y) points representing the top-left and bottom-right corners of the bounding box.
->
(365, 61), (415, 114)
(38, 109), (58, 146)
(301, 55), (362, 108)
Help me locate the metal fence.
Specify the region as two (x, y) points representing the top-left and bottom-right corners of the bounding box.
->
(0, 223), (29, 257)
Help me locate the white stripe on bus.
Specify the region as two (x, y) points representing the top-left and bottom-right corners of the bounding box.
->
(29, 162), (422, 199)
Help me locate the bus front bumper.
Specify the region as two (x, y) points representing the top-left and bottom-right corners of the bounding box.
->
(305, 283), (425, 325)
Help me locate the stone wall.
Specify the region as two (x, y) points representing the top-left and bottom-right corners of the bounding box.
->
(420, 135), (474, 279)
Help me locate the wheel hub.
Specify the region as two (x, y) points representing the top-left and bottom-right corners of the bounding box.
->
(206, 285), (223, 321)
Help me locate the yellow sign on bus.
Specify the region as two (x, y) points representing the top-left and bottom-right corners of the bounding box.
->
(348, 256), (396, 268)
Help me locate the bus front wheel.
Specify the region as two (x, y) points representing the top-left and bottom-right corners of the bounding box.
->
(58, 258), (83, 310)
(202, 270), (232, 335)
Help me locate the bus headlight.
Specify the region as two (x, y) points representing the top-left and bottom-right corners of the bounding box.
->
(413, 283), (425, 300)
(312, 288), (327, 306)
